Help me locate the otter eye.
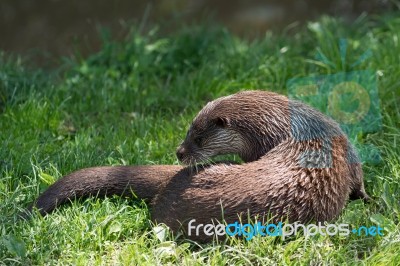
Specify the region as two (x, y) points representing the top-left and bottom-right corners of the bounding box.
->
(194, 136), (202, 146)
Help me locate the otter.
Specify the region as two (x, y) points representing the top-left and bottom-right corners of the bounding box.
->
(25, 90), (370, 242)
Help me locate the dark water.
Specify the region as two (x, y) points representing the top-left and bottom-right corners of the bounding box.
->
(0, 0), (396, 66)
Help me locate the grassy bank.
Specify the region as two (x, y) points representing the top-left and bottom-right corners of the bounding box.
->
(1, 14), (399, 265)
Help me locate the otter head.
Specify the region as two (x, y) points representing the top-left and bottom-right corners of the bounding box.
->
(176, 91), (291, 165)
(176, 111), (246, 165)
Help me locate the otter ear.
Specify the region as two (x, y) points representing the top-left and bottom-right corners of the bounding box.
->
(214, 117), (230, 128)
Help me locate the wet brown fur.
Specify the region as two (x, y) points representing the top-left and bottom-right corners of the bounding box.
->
(26, 90), (369, 242)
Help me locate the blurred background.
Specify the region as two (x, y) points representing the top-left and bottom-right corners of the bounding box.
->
(0, 0), (397, 67)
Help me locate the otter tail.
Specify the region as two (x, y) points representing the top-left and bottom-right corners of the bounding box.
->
(24, 165), (183, 217)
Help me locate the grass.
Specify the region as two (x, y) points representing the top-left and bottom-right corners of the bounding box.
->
(1, 13), (400, 265)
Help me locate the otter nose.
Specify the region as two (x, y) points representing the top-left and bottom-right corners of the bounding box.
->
(176, 147), (185, 161)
